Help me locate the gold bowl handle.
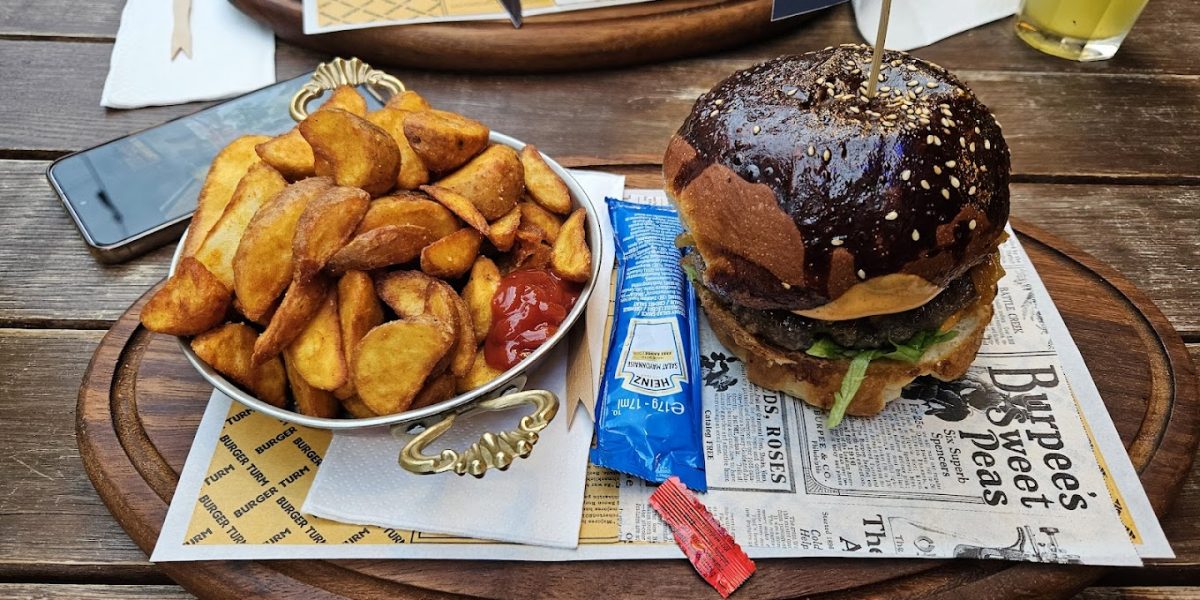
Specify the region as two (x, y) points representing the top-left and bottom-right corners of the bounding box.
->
(289, 57), (406, 121)
(397, 390), (559, 477)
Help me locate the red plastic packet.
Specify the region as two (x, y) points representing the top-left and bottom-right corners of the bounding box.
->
(649, 477), (756, 598)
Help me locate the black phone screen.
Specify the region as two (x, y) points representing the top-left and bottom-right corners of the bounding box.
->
(49, 74), (382, 248)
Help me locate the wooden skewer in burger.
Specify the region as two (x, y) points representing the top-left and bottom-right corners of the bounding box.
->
(664, 33), (1010, 427)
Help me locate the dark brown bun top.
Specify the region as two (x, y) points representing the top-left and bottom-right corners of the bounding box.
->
(664, 45), (1010, 312)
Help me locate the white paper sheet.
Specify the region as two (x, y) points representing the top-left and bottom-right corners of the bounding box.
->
(851, 0), (1020, 51)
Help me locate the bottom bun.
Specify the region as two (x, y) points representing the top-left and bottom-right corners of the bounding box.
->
(697, 259), (1000, 418)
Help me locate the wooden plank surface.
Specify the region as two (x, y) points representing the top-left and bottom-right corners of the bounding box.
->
(2, 1), (1198, 76)
(1077, 589), (1200, 600)
(0, 584), (194, 599)
(7, 159), (1197, 335)
(2, 38), (1199, 181)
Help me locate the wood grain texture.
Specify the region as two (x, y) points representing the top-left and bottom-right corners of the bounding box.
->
(1076, 589), (1200, 600)
(0, 584), (194, 599)
(0, 329), (161, 580)
(5, 160), (1200, 333)
(4, 1), (1199, 76)
(2, 38), (1199, 181)
(71, 223), (1199, 599)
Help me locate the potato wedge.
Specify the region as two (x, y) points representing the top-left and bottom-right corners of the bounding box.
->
(355, 194), (460, 240)
(233, 177), (333, 321)
(300, 109), (400, 196)
(447, 284), (476, 376)
(486, 205), (521, 252)
(519, 144), (572, 215)
(340, 394), (378, 418)
(550, 208), (592, 282)
(435, 144), (523, 221)
(140, 257), (231, 336)
(193, 163), (288, 289)
(462, 256), (500, 342)
(519, 201), (562, 243)
(375, 270), (434, 318)
(334, 271), (384, 399)
(255, 87), (368, 180)
(425, 280), (474, 377)
(184, 135), (270, 257)
(410, 372), (456, 410)
(192, 323), (287, 407)
(284, 291), (348, 391)
(284, 353), (339, 418)
(508, 235), (553, 272)
(293, 186), (371, 280)
(366, 107), (430, 191)
(254, 131), (314, 181)
(403, 109), (489, 174)
(456, 348), (505, 393)
(354, 318), (455, 415)
(327, 224), (436, 274)
(234, 296), (276, 327)
(420, 185), (489, 235)
(253, 275), (330, 364)
(420, 228), (482, 279)
(386, 90), (431, 112)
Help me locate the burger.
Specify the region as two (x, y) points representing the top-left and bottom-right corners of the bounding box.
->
(664, 45), (1010, 427)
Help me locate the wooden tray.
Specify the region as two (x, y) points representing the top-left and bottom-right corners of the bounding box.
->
(232, 0), (813, 73)
(78, 219), (1199, 599)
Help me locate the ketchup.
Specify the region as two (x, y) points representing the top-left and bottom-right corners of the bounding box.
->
(484, 269), (580, 370)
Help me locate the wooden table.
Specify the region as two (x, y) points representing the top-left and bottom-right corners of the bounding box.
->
(0, 1), (1198, 598)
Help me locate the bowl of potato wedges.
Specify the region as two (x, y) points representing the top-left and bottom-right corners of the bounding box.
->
(139, 59), (600, 475)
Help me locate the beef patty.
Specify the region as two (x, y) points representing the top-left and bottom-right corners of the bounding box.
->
(685, 252), (978, 352)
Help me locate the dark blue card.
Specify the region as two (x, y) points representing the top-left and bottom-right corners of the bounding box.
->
(771, 0), (847, 21)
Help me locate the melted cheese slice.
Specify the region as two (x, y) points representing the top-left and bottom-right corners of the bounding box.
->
(792, 273), (943, 321)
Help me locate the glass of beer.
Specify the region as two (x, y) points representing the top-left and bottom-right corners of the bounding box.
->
(1014, 0), (1149, 61)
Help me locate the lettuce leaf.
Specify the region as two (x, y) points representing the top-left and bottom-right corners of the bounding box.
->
(806, 328), (959, 428)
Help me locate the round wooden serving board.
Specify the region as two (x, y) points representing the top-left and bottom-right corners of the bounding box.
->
(78, 219), (1199, 600)
(232, 0), (813, 73)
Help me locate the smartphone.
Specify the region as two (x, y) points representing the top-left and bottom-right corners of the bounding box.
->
(47, 73), (383, 263)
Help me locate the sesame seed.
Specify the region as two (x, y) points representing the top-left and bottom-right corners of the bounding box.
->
(926, 81), (938, 88)
(981, 165), (988, 172)
(968, 185), (977, 195)
(906, 80), (918, 87)
(919, 117), (931, 125)
(782, 281), (792, 289)
(950, 175), (960, 188)
(808, 145), (816, 156)
(849, 106), (860, 113)
(709, 109), (719, 117)
(878, 73), (886, 82)
(938, 103), (950, 109)
(941, 188), (951, 199)
(752, 125), (761, 135)
(831, 237), (844, 246)
(941, 118), (954, 127)
(946, 160), (957, 168)
(969, 142), (976, 152)
(906, 64), (918, 71)
(933, 136), (942, 146)
(960, 137), (966, 148)
(817, 76), (826, 85)
(823, 149), (832, 161)
(885, 210), (898, 220)
(786, 87), (798, 96)
(974, 126), (981, 134)
(900, 170), (911, 181)
(920, 179), (931, 190)
(880, 85), (891, 92)
(912, 229), (921, 241)
(968, 219), (977, 230)
(926, 135), (935, 144)
(933, 165), (943, 175)
(984, 139), (992, 149)
(714, 99), (724, 106)
(857, 269), (867, 279)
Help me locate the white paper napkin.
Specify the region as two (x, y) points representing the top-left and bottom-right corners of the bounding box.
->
(852, 0), (1020, 51)
(101, 0), (276, 109)
(303, 351), (595, 548)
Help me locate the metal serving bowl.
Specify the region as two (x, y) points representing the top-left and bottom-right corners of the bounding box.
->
(170, 58), (602, 477)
